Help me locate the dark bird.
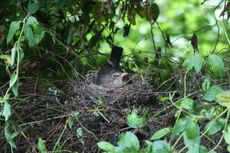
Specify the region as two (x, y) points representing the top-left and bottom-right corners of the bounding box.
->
(95, 46), (129, 88)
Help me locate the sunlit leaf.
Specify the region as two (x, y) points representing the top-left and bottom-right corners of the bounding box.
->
(216, 91), (230, 107)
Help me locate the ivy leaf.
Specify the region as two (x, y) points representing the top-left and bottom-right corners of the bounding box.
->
(208, 54), (225, 76)
(7, 21), (20, 44)
(150, 127), (171, 140)
(127, 109), (147, 128)
(202, 85), (223, 102)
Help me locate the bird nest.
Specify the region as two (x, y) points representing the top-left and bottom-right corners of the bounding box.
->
(71, 72), (153, 108)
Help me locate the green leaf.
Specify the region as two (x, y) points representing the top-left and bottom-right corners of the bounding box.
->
(98, 95), (105, 105)
(9, 72), (18, 88)
(26, 16), (38, 25)
(183, 52), (204, 73)
(76, 127), (84, 145)
(12, 80), (18, 96)
(202, 85), (223, 102)
(150, 127), (171, 140)
(24, 25), (35, 47)
(204, 118), (226, 136)
(216, 91), (230, 107)
(193, 52), (204, 73)
(28, 2), (40, 14)
(183, 54), (195, 71)
(151, 140), (171, 153)
(179, 98), (195, 110)
(33, 25), (45, 45)
(67, 112), (79, 128)
(37, 138), (48, 153)
(4, 123), (18, 149)
(199, 145), (208, 153)
(224, 125), (230, 145)
(97, 141), (116, 153)
(117, 132), (140, 152)
(183, 120), (200, 153)
(7, 21), (20, 44)
(171, 117), (189, 140)
(127, 109), (147, 128)
(202, 78), (211, 92)
(10, 46), (16, 66)
(228, 145), (230, 152)
(207, 54), (225, 76)
(18, 47), (24, 63)
(1, 101), (11, 121)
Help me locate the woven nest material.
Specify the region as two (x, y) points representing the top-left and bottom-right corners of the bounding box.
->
(72, 72), (153, 108)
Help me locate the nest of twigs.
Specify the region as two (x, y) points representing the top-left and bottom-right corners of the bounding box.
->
(72, 72), (153, 108)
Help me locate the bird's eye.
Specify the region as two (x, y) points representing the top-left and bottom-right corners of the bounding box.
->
(112, 73), (120, 78)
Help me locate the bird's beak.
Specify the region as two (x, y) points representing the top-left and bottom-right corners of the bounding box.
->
(120, 72), (129, 78)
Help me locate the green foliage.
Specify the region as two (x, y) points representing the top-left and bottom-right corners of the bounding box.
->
(202, 85), (223, 102)
(216, 91), (230, 107)
(150, 127), (171, 141)
(37, 138), (48, 153)
(207, 54), (225, 76)
(0, 0), (230, 152)
(126, 109), (147, 128)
